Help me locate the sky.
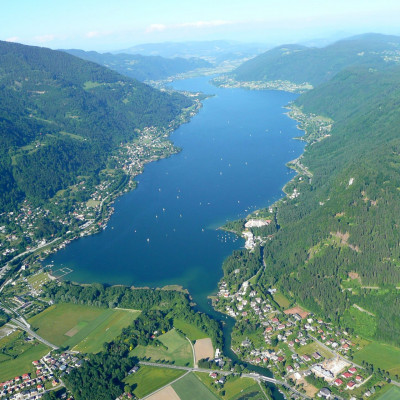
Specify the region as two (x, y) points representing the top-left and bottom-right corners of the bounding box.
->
(2, 0), (400, 51)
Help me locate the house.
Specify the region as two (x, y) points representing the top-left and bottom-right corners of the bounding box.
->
(334, 378), (343, 386)
(347, 381), (356, 390)
(342, 372), (353, 379)
(286, 365), (294, 372)
(355, 375), (363, 382)
(218, 376), (226, 384)
(209, 372), (218, 379)
(348, 367), (357, 374)
(128, 366), (139, 374)
(318, 387), (331, 398)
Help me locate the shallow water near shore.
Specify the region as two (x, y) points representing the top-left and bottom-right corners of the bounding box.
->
(47, 76), (304, 314)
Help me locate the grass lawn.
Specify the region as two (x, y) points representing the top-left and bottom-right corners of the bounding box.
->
(29, 303), (138, 350)
(0, 332), (50, 382)
(195, 372), (261, 400)
(73, 309), (140, 353)
(272, 292), (291, 309)
(353, 342), (400, 377)
(376, 385), (400, 400)
(174, 319), (209, 341)
(296, 342), (334, 359)
(172, 372), (219, 400)
(124, 366), (185, 398)
(131, 328), (193, 367)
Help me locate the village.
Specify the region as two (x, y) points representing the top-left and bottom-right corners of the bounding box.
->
(214, 275), (379, 399)
(211, 75), (313, 93)
(0, 349), (83, 399)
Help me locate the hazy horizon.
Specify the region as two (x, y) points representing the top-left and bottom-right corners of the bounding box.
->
(2, 0), (400, 53)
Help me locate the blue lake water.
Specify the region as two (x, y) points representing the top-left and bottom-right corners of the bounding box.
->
(47, 76), (304, 313)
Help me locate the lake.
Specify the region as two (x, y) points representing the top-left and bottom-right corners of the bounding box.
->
(47, 76), (304, 313)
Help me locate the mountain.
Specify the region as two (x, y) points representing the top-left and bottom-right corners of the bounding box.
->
(259, 63), (400, 345)
(233, 33), (400, 85)
(0, 41), (193, 210)
(63, 49), (212, 82)
(115, 40), (268, 63)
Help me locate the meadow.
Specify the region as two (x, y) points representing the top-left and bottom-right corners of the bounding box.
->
(172, 372), (219, 400)
(130, 328), (193, 367)
(0, 331), (50, 382)
(173, 318), (209, 341)
(353, 342), (400, 377)
(124, 366), (185, 398)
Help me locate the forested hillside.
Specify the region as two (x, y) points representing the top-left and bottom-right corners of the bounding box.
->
(260, 64), (400, 345)
(233, 33), (400, 85)
(0, 41), (192, 210)
(63, 49), (211, 81)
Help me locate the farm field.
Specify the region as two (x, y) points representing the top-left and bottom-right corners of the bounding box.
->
(172, 372), (218, 400)
(296, 341), (334, 359)
(173, 319), (208, 341)
(376, 385), (400, 400)
(0, 331), (50, 382)
(29, 303), (139, 350)
(124, 366), (185, 399)
(195, 373), (261, 400)
(131, 328), (193, 367)
(194, 338), (214, 362)
(353, 342), (400, 377)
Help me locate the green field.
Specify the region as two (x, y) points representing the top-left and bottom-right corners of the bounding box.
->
(172, 373), (219, 400)
(195, 373), (263, 400)
(376, 385), (400, 400)
(353, 342), (400, 377)
(73, 309), (140, 353)
(29, 303), (139, 351)
(124, 366), (185, 398)
(174, 319), (209, 341)
(272, 292), (291, 309)
(130, 328), (193, 366)
(296, 341), (334, 359)
(0, 331), (50, 382)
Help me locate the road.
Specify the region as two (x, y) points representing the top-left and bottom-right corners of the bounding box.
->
(9, 318), (58, 350)
(138, 361), (310, 399)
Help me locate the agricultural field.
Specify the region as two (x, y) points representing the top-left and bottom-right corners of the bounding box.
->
(194, 338), (214, 362)
(353, 342), (400, 377)
(195, 373), (263, 400)
(376, 385), (400, 400)
(174, 319), (209, 341)
(172, 372), (219, 400)
(131, 328), (193, 367)
(29, 303), (139, 351)
(0, 331), (50, 382)
(124, 366), (185, 399)
(296, 341), (334, 359)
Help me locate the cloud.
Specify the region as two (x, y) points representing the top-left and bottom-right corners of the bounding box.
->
(5, 36), (19, 43)
(34, 34), (55, 43)
(146, 24), (167, 33)
(145, 20), (232, 34)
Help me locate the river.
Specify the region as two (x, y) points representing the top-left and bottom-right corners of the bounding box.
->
(47, 76), (304, 395)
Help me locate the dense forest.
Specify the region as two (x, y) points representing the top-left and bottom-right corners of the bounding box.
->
(0, 40), (193, 210)
(64, 49), (211, 81)
(258, 62), (400, 345)
(233, 33), (400, 85)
